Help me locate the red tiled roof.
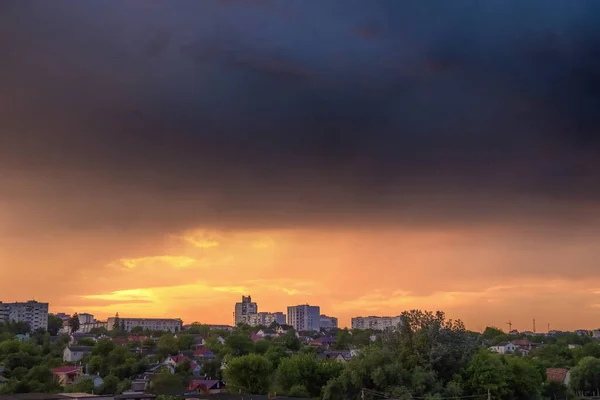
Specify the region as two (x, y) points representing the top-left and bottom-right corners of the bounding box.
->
(188, 379), (220, 392)
(194, 347), (212, 356)
(547, 368), (569, 383)
(128, 336), (148, 342)
(113, 338), (128, 345)
(51, 366), (81, 375)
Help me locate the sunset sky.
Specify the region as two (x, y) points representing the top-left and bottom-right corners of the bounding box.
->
(2, 1), (600, 332)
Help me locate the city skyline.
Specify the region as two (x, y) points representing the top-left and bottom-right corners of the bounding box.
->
(2, 2), (600, 332)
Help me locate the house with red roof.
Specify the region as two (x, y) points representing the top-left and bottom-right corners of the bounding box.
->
(164, 354), (201, 376)
(193, 347), (216, 360)
(128, 335), (149, 342)
(187, 379), (225, 394)
(51, 366), (83, 386)
(547, 368), (571, 386)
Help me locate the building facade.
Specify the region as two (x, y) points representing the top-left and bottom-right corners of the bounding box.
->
(234, 295), (258, 325)
(0, 300), (49, 331)
(245, 312), (286, 327)
(78, 313), (95, 324)
(106, 317), (182, 332)
(287, 304), (320, 331)
(320, 315), (338, 329)
(351, 315), (402, 331)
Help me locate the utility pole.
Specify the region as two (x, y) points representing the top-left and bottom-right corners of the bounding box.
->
(506, 320), (512, 332)
(488, 389), (491, 400)
(548, 322), (550, 333)
(533, 318), (536, 334)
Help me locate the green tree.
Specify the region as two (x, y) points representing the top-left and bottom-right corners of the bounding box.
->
(47, 315), (64, 336)
(157, 334), (178, 359)
(334, 329), (352, 350)
(148, 372), (184, 395)
(99, 375), (119, 395)
(176, 334), (195, 351)
(483, 326), (505, 340)
(68, 314), (80, 334)
(224, 333), (255, 357)
(201, 359), (223, 380)
(223, 353), (273, 394)
(66, 377), (95, 394)
(276, 354), (344, 398)
(111, 314), (121, 331)
(570, 356), (600, 394)
(460, 350), (511, 399)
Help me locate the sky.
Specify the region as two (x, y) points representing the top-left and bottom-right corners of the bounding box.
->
(1, 0), (600, 332)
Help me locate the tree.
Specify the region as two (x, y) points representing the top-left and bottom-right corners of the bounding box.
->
(68, 314), (80, 334)
(111, 313), (121, 331)
(47, 315), (64, 336)
(157, 334), (178, 359)
(276, 354), (344, 398)
(223, 353), (273, 394)
(224, 333), (255, 357)
(570, 356), (600, 394)
(483, 326), (505, 340)
(201, 359), (223, 380)
(176, 334), (195, 351)
(99, 375), (119, 395)
(148, 372), (185, 395)
(460, 350), (511, 399)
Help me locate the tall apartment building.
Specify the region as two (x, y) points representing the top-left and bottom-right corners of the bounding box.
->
(107, 317), (182, 332)
(351, 315), (402, 331)
(320, 314), (339, 329)
(234, 295), (258, 325)
(246, 312), (286, 327)
(0, 300), (49, 331)
(78, 313), (95, 324)
(287, 304), (320, 332)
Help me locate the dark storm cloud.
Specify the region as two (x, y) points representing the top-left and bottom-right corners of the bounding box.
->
(1, 0), (600, 234)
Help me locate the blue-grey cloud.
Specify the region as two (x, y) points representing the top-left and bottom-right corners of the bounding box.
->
(1, 0), (600, 234)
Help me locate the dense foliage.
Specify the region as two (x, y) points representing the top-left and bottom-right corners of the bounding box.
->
(2, 311), (600, 399)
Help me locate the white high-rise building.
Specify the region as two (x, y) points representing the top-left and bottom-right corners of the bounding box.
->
(0, 300), (49, 331)
(77, 313), (95, 324)
(234, 295), (258, 325)
(351, 315), (402, 331)
(287, 304), (320, 332)
(320, 314), (338, 329)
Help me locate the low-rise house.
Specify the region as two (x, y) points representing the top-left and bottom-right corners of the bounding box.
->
(73, 374), (104, 389)
(489, 342), (517, 354)
(128, 335), (149, 343)
(276, 325), (294, 335)
(164, 354), (201, 376)
(256, 329), (277, 338)
(592, 330), (600, 339)
(547, 368), (571, 386)
(51, 366), (83, 386)
(568, 344), (582, 350)
(59, 393), (113, 400)
(512, 339), (541, 354)
(63, 346), (93, 363)
(187, 379), (225, 394)
(0, 376), (8, 385)
(319, 351), (352, 363)
(575, 329), (590, 337)
(194, 347), (215, 360)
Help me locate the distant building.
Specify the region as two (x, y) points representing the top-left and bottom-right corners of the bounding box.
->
(64, 346), (93, 363)
(320, 315), (338, 329)
(245, 312), (286, 327)
(0, 300), (49, 331)
(107, 316), (182, 332)
(489, 342), (516, 354)
(351, 315), (402, 331)
(287, 304), (320, 331)
(234, 296), (258, 325)
(78, 313), (95, 324)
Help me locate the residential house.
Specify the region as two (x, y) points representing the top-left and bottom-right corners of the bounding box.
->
(216, 336), (225, 345)
(309, 336), (335, 348)
(489, 342), (516, 354)
(256, 329), (277, 338)
(164, 354), (201, 376)
(508, 330), (519, 336)
(568, 344), (582, 350)
(319, 351), (352, 363)
(59, 393), (113, 400)
(546, 368), (571, 386)
(0, 376), (8, 385)
(74, 374), (104, 389)
(70, 333), (97, 345)
(276, 325), (294, 335)
(187, 379), (225, 394)
(592, 330), (600, 340)
(64, 346), (93, 363)
(128, 335), (149, 343)
(512, 339), (541, 355)
(15, 334), (30, 342)
(51, 366), (83, 386)
(575, 329), (590, 337)
(193, 347), (215, 360)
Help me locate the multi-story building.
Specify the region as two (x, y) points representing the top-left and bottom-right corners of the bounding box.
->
(287, 304), (320, 332)
(320, 315), (338, 329)
(78, 313), (95, 324)
(351, 315), (402, 331)
(0, 300), (49, 331)
(54, 313), (71, 322)
(234, 295), (258, 325)
(245, 312), (286, 327)
(106, 316), (182, 332)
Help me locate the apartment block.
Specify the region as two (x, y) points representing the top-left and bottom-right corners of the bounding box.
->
(0, 300), (49, 331)
(320, 314), (338, 329)
(107, 317), (182, 332)
(245, 311), (286, 327)
(234, 295), (258, 325)
(351, 315), (402, 331)
(287, 304), (320, 332)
